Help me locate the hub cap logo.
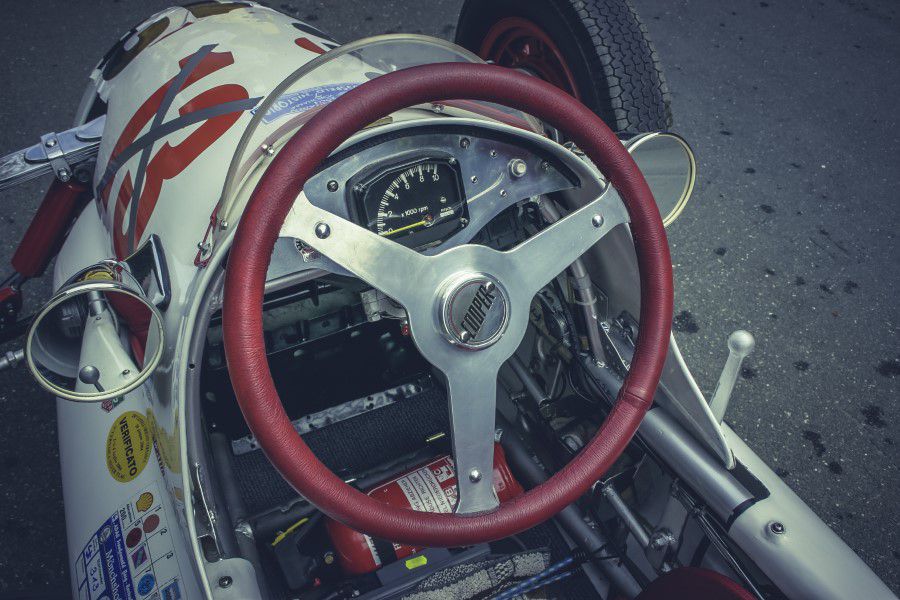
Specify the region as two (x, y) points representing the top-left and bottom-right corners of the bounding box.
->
(441, 275), (508, 349)
(461, 283), (496, 339)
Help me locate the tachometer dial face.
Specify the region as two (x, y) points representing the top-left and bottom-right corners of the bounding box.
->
(356, 159), (467, 248)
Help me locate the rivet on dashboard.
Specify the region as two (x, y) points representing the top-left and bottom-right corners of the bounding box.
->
(327, 180), (339, 192)
(499, 189), (507, 197)
(469, 469), (482, 483)
(315, 222), (331, 239)
(489, 150), (497, 157)
(470, 176), (478, 184)
(460, 137), (471, 149)
(591, 214), (604, 228)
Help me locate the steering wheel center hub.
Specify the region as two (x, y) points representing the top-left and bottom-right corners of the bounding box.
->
(439, 273), (509, 350)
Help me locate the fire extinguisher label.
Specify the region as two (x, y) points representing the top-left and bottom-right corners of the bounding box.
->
(396, 457), (455, 514)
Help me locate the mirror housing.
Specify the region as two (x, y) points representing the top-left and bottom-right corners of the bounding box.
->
(625, 132), (696, 227)
(25, 261), (164, 402)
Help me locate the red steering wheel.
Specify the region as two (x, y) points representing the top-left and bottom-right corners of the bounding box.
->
(222, 63), (672, 547)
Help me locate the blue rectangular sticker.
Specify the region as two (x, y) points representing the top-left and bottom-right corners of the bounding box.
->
(254, 82), (361, 124)
(77, 483), (182, 600)
(82, 514), (136, 600)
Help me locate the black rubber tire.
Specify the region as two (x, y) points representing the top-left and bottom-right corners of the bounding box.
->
(455, 0), (673, 134)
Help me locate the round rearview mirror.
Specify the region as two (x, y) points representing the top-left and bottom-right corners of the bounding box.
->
(625, 132), (696, 227)
(25, 262), (164, 402)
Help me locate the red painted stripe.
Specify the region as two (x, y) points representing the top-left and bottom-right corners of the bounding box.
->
(133, 84), (249, 243)
(295, 37), (326, 54)
(112, 172), (134, 259)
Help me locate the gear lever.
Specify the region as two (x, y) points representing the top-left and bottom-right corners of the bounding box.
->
(709, 330), (755, 423)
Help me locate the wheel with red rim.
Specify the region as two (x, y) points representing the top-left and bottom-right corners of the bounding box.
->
(478, 17), (581, 100)
(456, 0), (673, 133)
(222, 62), (673, 548)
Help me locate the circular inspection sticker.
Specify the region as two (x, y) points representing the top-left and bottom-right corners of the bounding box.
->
(106, 411), (152, 483)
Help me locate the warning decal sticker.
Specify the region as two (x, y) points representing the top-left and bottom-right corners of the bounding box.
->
(76, 482), (182, 600)
(396, 463), (454, 514)
(106, 411), (152, 483)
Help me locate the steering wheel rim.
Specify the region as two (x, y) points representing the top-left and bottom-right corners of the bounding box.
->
(222, 62), (673, 547)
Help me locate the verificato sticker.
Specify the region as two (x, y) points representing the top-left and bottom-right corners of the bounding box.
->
(106, 411), (152, 483)
(254, 82), (360, 124)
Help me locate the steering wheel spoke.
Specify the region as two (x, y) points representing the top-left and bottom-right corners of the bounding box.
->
(442, 362), (502, 514)
(280, 192), (435, 307)
(509, 189), (629, 297)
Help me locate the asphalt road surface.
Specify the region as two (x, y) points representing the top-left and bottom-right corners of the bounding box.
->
(0, 0), (897, 597)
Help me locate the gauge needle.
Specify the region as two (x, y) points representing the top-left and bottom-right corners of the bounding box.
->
(380, 218), (429, 237)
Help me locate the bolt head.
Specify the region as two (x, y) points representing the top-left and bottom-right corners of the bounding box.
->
(770, 521), (785, 534)
(459, 330), (472, 343)
(218, 575), (233, 588)
(591, 214), (604, 228)
(57, 169), (71, 182)
(315, 222), (331, 239)
(460, 137), (471, 149)
(468, 469), (482, 483)
(45, 139), (57, 148)
(509, 159), (527, 178)
(327, 180), (339, 192)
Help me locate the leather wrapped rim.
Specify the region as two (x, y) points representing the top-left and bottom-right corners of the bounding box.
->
(222, 62), (673, 547)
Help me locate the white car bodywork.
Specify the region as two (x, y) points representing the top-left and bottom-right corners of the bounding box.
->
(33, 3), (895, 599)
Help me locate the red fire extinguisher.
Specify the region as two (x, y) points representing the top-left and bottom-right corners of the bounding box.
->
(325, 443), (523, 575)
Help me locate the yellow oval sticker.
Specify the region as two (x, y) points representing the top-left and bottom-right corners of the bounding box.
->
(106, 411), (152, 483)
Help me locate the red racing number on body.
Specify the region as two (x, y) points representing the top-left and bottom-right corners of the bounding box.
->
(100, 50), (251, 258)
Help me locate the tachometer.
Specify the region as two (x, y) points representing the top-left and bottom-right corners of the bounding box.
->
(355, 158), (468, 248)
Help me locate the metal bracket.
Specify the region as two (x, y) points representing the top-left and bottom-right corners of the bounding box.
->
(39, 132), (72, 182)
(0, 115), (104, 191)
(191, 462), (222, 560)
